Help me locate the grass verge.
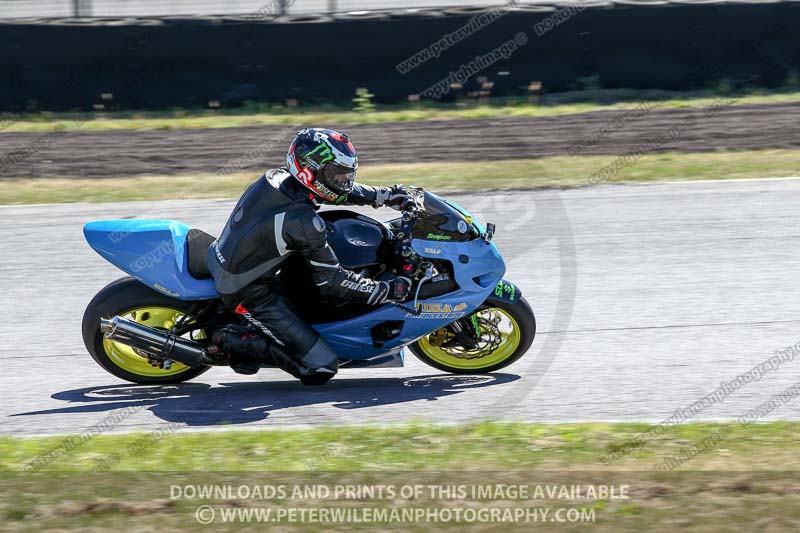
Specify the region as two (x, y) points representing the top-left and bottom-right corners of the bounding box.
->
(3, 421), (800, 472)
(3, 90), (800, 133)
(1, 422), (800, 531)
(1, 149), (799, 205)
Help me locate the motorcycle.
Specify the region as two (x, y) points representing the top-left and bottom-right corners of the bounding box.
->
(81, 188), (536, 384)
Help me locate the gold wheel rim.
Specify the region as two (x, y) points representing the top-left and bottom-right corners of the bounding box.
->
(416, 308), (521, 371)
(101, 307), (205, 377)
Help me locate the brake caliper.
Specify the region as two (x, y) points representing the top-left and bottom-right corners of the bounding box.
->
(429, 328), (448, 347)
(470, 313), (482, 337)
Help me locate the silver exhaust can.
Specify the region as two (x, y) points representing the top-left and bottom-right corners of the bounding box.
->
(100, 316), (207, 368)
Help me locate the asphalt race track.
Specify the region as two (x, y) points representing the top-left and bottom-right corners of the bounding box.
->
(2, 178), (800, 436)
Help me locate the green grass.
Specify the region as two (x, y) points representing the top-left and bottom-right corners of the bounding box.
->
(2, 422), (800, 531)
(3, 421), (800, 473)
(4, 90), (800, 133)
(2, 149), (799, 205)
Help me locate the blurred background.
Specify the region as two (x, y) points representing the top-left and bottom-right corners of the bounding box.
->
(1, 0), (798, 112)
(2, 0), (799, 188)
(8, 0), (515, 18)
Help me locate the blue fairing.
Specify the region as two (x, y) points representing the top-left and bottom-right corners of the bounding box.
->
(315, 236), (505, 358)
(83, 220), (218, 300)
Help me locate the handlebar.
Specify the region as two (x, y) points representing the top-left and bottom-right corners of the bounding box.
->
(386, 190), (441, 310)
(393, 190), (425, 277)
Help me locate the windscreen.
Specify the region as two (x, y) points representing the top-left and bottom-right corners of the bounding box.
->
(413, 191), (479, 243)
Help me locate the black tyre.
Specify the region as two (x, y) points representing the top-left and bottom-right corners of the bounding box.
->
(408, 296), (535, 374)
(82, 277), (212, 384)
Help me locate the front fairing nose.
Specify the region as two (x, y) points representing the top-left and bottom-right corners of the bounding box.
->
(413, 236), (505, 295)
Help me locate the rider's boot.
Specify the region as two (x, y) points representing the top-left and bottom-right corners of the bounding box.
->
(211, 325), (264, 375)
(212, 326), (338, 385)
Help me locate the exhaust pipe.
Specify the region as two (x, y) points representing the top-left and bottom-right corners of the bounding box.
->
(100, 316), (207, 368)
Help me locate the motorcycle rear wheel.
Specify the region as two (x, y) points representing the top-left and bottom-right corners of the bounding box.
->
(82, 277), (212, 384)
(408, 296), (535, 374)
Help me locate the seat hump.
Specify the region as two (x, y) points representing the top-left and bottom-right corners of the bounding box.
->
(186, 229), (216, 280)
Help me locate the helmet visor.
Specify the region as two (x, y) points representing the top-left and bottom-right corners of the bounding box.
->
(321, 164), (356, 194)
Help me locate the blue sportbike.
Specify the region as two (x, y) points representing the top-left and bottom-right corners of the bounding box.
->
(81, 189), (535, 384)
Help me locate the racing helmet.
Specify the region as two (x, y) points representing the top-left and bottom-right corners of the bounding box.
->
(286, 128), (358, 204)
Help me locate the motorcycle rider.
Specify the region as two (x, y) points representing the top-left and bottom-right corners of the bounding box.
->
(207, 128), (413, 385)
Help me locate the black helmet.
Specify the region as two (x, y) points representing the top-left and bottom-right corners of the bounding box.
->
(286, 128), (358, 204)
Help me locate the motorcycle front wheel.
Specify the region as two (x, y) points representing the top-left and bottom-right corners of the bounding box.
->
(408, 296), (535, 374)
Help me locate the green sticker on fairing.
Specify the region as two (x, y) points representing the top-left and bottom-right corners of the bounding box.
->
(494, 280), (518, 302)
(426, 233), (452, 241)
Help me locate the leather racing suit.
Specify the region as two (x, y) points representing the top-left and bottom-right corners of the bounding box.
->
(207, 168), (390, 385)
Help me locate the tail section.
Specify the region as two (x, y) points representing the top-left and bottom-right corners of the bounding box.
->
(83, 219), (218, 300)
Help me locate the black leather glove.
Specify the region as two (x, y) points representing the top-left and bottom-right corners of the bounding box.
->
(373, 184), (411, 210)
(366, 276), (413, 305)
(388, 275), (413, 301)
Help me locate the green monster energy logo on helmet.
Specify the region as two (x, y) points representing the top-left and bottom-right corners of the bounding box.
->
(306, 143), (335, 165)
